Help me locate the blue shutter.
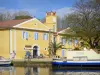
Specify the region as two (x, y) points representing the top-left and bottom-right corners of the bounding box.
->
(75, 39), (78, 45)
(26, 32), (28, 40)
(34, 32), (36, 40)
(43, 33), (47, 40)
(36, 32), (38, 40)
(34, 32), (38, 40)
(62, 49), (64, 57)
(46, 33), (48, 40)
(75, 39), (78, 44)
(45, 34), (46, 40)
(22, 31), (25, 39)
(43, 33), (45, 40)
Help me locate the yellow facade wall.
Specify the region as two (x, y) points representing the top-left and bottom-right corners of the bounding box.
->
(15, 29), (49, 59)
(19, 18), (49, 31)
(45, 15), (57, 31)
(0, 30), (10, 58)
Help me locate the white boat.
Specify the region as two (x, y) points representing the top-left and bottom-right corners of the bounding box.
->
(0, 56), (11, 66)
(52, 57), (100, 67)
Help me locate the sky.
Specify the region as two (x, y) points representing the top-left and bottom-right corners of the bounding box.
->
(0, 0), (76, 19)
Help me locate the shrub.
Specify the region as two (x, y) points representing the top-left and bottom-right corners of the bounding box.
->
(74, 47), (80, 50)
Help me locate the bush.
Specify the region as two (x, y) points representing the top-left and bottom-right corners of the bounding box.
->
(96, 45), (100, 49)
(15, 16), (32, 20)
(74, 47), (80, 50)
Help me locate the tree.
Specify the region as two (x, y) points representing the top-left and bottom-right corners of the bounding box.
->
(13, 11), (32, 20)
(0, 11), (12, 21)
(48, 41), (63, 56)
(0, 10), (32, 21)
(15, 16), (32, 20)
(63, 0), (100, 49)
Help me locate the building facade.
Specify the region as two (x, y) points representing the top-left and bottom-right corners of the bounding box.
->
(0, 12), (80, 59)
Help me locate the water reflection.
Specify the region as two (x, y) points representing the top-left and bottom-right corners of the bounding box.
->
(53, 69), (100, 75)
(0, 66), (15, 75)
(33, 67), (38, 75)
(0, 66), (100, 75)
(24, 67), (32, 75)
(24, 67), (39, 75)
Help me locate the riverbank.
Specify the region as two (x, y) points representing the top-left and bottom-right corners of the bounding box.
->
(12, 58), (52, 67)
(11, 58), (100, 67)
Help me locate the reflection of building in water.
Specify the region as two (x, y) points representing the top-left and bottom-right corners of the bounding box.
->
(24, 67), (32, 75)
(33, 67), (38, 75)
(0, 67), (15, 75)
(9, 67), (16, 75)
(24, 67), (39, 75)
(24, 67), (51, 75)
(39, 67), (51, 75)
(52, 72), (66, 75)
(52, 71), (100, 75)
(67, 72), (100, 75)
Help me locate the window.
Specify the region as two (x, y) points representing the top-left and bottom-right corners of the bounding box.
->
(22, 31), (26, 39)
(74, 39), (78, 45)
(26, 32), (28, 40)
(43, 33), (48, 40)
(34, 32), (38, 40)
(68, 39), (72, 45)
(45, 48), (47, 50)
(22, 31), (28, 40)
(34, 23), (37, 25)
(62, 38), (66, 45)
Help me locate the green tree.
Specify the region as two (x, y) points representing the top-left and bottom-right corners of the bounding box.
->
(48, 41), (63, 56)
(15, 16), (32, 20)
(63, 0), (100, 49)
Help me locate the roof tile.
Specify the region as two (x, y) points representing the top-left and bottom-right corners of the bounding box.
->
(0, 19), (31, 28)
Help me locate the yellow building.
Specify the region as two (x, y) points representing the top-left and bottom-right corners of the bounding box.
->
(0, 11), (78, 59)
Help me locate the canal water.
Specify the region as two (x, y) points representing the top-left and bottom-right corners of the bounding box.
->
(0, 66), (100, 75)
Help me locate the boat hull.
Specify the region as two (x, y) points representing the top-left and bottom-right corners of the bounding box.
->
(52, 61), (100, 67)
(0, 61), (11, 66)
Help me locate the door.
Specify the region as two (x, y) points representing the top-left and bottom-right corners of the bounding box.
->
(62, 49), (64, 57)
(33, 46), (38, 58)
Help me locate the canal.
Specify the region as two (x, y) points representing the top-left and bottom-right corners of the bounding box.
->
(0, 66), (100, 75)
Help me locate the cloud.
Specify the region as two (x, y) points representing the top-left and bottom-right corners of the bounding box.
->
(56, 7), (74, 18)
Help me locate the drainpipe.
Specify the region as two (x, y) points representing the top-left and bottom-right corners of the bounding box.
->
(9, 29), (12, 59)
(14, 29), (16, 58)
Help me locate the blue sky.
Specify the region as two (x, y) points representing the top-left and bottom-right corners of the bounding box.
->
(0, 0), (76, 19)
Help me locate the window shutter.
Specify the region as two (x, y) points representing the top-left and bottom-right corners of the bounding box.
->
(26, 32), (28, 40)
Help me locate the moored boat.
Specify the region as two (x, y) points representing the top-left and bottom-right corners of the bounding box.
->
(0, 56), (11, 66)
(52, 58), (100, 67)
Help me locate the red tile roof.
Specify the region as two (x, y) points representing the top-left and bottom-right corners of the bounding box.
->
(0, 19), (31, 28)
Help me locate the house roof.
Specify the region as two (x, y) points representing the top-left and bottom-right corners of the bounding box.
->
(0, 19), (31, 27)
(0, 18), (68, 33)
(58, 27), (76, 35)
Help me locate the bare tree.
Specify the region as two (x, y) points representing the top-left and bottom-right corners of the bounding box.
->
(0, 10), (32, 21)
(0, 11), (12, 21)
(63, 0), (100, 49)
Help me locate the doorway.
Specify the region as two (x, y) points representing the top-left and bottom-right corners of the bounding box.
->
(62, 49), (65, 57)
(33, 46), (38, 58)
